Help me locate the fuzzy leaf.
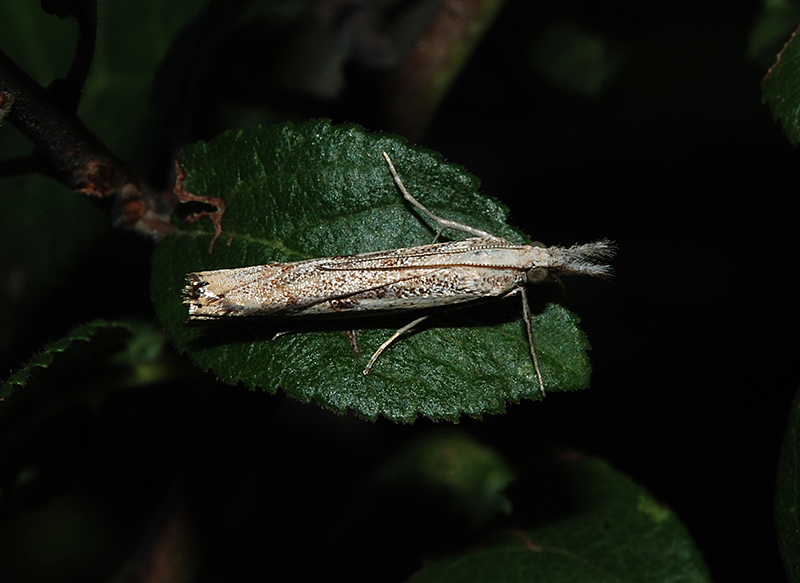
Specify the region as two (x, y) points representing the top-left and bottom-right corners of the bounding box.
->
(151, 121), (598, 422)
(409, 457), (712, 583)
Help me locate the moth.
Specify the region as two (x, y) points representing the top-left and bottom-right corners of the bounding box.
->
(184, 153), (615, 391)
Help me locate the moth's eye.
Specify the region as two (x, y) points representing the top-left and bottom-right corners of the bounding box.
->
(527, 267), (548, 284)
(530, 241), (547, 248)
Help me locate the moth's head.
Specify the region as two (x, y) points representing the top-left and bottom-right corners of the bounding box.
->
(525, 241), (550, 284)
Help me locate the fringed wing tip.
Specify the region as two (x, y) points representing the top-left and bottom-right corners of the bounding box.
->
(183, 274), (213, 318)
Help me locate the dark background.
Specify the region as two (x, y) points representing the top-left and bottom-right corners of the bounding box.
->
(1, 0), (797, 581)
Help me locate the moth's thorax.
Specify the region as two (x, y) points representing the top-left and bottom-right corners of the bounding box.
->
(519, 244), (552, 269)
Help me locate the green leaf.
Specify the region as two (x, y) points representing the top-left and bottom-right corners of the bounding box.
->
(776, 384), (800, 581)
(762, 21), (800, 145)
(0, 3), (77, 88)
(529, 22), (624, 98)
(748, 0), (800, 64)
(151, 121), (597, 422)
(409, 457), (712, 583)
(83, 0), (209, 162)
(1, 319), (169, 401)
(374, 431), (516, 527)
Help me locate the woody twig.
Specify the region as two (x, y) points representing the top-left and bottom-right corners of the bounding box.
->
(0, 0), (193, 245)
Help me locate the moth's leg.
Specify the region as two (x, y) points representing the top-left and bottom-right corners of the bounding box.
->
(345, 330), (360, 354)
(363, 315), (430, 374)
(271, 329), (299, 341)
(271, 323), (318, 342)
(506, 287), (545, 395)
(382, 152), (498, 241)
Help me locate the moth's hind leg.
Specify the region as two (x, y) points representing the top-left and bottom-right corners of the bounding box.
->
(505, 287), (545, 396)
(363, 315), (430, 374)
